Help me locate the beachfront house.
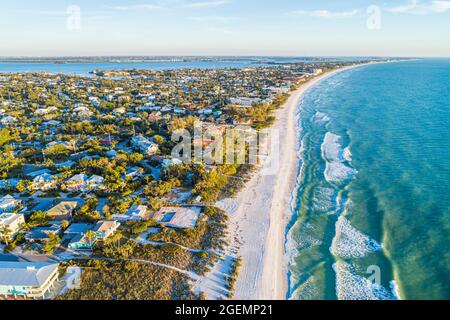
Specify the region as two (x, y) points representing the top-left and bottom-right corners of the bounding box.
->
(0, 195), (22, 213)
(131, 136), (159, 156)
(93, 221), (120, 240)
(0, 261), (59, 299)
(46, 201), (79, 221)
(154, 206), (202, 229)
(0, 213), (25, 240)
(111, 205), (149, 222)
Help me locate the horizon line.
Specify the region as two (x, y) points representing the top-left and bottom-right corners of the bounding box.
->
(0, 55), (443, 59)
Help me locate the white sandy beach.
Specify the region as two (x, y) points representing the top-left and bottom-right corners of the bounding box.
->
(217, 64), (365, 300)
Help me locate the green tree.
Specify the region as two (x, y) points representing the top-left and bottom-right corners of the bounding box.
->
(0, 226), (12, 245)
(43, 234), (61, 254)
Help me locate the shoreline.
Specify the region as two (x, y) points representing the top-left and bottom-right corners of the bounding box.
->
(217, 63), (370, 300)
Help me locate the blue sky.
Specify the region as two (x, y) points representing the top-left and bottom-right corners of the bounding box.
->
(1, 0), (449, 57)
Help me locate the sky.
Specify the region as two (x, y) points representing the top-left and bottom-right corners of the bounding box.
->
(0, 0), (449, 57)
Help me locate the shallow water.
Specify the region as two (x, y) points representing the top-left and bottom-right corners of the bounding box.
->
(287, 59), (450, 300)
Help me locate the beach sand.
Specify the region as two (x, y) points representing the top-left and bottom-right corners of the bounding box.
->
(217, 64), (365, 300)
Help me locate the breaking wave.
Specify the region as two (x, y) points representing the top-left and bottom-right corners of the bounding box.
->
(334, 261), (398, 300)
(313, 111), (330, 124)
(321, 132), (358, 183)
(331, 215), (382, 259)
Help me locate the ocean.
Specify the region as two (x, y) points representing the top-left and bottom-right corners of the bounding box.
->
(287, 59), (450, 300)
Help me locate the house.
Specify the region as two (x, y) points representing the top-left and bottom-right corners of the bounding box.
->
(64, 223), (91, 237)
(0, 261), (59, 299)
(93, 221), (120, 240)
(65, 173), (88, 192)
(55, 161), (75, 169)
(113, 107), (126, 115)
(25, 224), (62, 242)
(65, 223), (95, 250)
(162, 158), (183, 169)
(0, 116), (18, 125)
(111, 205), (149, 222)
(86, 175), (105, 191)
(26, 168), (52, 179)
(46, 201), (78, 221)
(229, 97), (261, 107)
(31, 173), (58, 191)
(154, 206), (202, 229)
(0, 195), (21, 213)
(131, 136), (159, 156)
(67, 233), (95, 250)
(88, 96), (100, 107)
(0, 213), (25, 240)
(106, 150), (118, 158)
(34, 106), (58, 116)
(0, 179), (20, 190)
(124, 167), (143, 181)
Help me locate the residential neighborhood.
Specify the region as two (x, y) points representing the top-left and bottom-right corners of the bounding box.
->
(0, 60), (341, 300)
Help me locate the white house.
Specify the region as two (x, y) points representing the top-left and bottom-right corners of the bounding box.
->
(93, 221), (120, 240)
(65, 173), (88, 192)
(88, 97), (101, 107)
(0, 213), (25, 240)
(34, 106), (58, 116)
(0, 261), (60, 299)
(162, 158), (183, 169)
(230, 97), (262, 108)
(86, 175), (105, 191)
(111, 205), (149, 222)
(0, 116), (18, 125)
(124, 167), (143, 181)
(0, 195), (21, 213)
(131, 136), (159, 156)
(31, 173), (58, 191)
(154, 206), (201, 229)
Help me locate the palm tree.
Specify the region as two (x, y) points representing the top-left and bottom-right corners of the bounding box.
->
(85, 230), (96, 252)
(0, 226), (12, 246)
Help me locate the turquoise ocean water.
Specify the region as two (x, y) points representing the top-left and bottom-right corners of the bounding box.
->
(287, 59), (450, 300)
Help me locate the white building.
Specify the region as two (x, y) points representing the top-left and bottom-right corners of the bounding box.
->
(229, 97), (262, 108)
(31, 173), (58, 191)
(154, 207), (201, 229)
(0, 261), (59, 299)
(131, 136), (159, 156)
(0, 213), (25, 240)
(65, 173), (88, 192)
(86, 175), (105, 191)
(0, 195), (21, 213)
(0, 116), (18, 125)
(111, 205), (149, 222)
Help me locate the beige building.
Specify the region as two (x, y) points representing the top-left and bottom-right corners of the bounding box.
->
(47, 201), (79, 221)
(0, 213), (25, 240)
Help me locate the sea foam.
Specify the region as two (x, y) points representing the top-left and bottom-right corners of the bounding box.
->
(311, 186), (337, 214)
(313, 111), (330, 124)
(334, 261), (398, 300)
(321, 132), (357, 183)
(331, 215), (382, 259)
